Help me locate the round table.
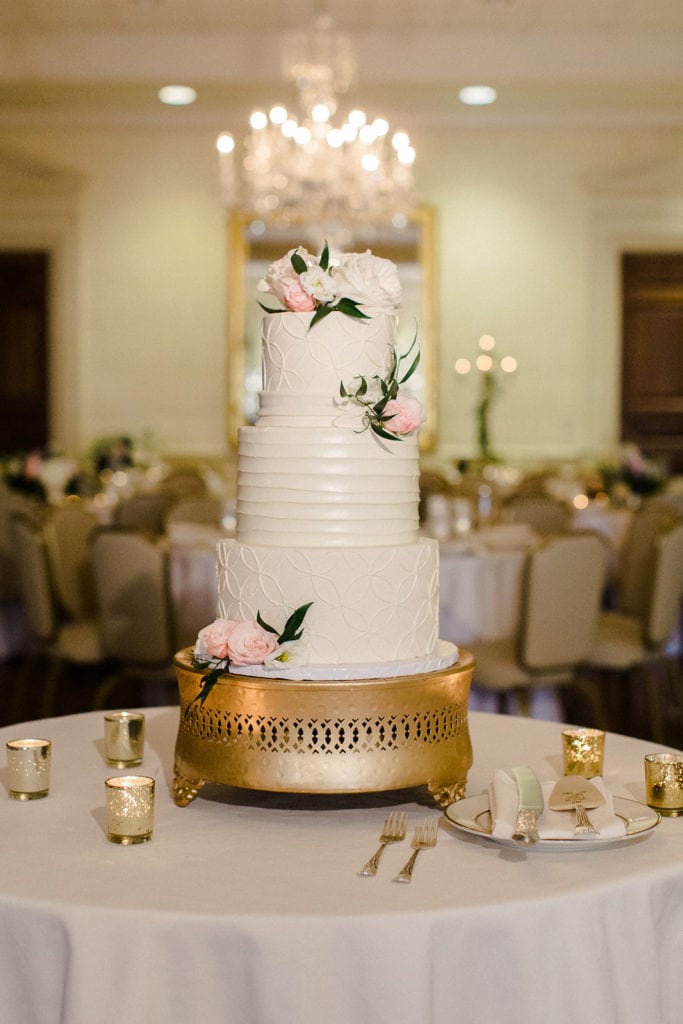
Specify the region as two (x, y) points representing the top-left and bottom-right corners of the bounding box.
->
(1, 707), (681, 1024)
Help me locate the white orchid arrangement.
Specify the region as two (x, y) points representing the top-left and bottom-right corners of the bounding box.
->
(257, 243), (402, 328)
(187, 602), (313, 714)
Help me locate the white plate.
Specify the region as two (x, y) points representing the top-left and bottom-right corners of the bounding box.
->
(444, 794), (660, 851)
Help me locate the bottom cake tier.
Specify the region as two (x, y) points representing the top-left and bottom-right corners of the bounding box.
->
(173, 647), (474, 808)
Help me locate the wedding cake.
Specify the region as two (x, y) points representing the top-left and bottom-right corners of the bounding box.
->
(198, 244), (458, 682)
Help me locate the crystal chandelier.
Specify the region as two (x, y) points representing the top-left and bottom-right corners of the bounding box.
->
(216, 9), (417, 238)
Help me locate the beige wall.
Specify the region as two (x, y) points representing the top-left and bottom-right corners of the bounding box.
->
(1, 123), (682, 467)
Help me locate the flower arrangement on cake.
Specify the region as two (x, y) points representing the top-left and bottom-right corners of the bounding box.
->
(257, 242), (402, 326)
(188, 602), (313, 712)
(340, 334), (424, 441)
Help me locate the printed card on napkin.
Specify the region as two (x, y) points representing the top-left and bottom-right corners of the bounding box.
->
(489, 769), (626, 841)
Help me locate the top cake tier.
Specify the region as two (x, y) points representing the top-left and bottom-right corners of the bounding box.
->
(260, 310), (395, 407)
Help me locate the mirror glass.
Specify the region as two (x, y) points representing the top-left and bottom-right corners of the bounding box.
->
(227, 206), (437, 450)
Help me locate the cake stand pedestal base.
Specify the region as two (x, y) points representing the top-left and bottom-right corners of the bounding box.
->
(172, 648), (474, 809)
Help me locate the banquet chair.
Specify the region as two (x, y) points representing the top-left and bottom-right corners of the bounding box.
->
(90, 526), (178, 708)
(501, 494), (571, 536)
(112, 491), (176, 534)
(471, 531), (608, 719)
(583, 519), (683, 744)
(614, 503), (679, 617)
(165, 496), (226, 528)
(8, 513), (108, 719)
(43, 503), (99, 620)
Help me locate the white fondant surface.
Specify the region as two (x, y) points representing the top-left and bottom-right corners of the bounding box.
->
(218, 538), (440, 667)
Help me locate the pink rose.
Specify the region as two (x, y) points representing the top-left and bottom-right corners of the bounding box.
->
(195, 619), (239, 661)
(382, 396), (424, 435)
(226, 620), (279, 666)
(258, 247), (314, 306)
(283, 280), (317, 312)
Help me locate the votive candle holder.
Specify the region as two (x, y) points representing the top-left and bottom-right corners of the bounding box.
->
(6, 738), (52, 799)
(644, 753), (683, 817)
(104, 711), (145, 768)
(561, 727), (605, 778)
(105, 775), (155, 844)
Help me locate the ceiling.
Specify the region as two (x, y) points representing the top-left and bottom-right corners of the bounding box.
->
(1, 0), (683, 131)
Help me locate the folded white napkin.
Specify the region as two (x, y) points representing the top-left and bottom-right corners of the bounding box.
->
(489, 769), (626, 841)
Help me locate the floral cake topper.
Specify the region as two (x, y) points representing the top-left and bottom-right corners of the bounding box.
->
(188, 602), (313, 713)
(257, 243), (402, 328)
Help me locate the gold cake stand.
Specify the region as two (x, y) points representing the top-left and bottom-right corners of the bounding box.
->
(173, 648), (474, 808)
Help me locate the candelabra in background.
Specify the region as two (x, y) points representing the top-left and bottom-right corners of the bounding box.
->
(454, 335), (517, 462)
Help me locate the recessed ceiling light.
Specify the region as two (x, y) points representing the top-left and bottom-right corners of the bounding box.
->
(158, 85), (197, 106)
(459, 86), (497, 106)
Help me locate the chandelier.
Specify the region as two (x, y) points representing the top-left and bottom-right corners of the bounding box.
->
(216, 9), (417, 237)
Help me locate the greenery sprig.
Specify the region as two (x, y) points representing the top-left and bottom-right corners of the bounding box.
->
(339, 330), (420, 441)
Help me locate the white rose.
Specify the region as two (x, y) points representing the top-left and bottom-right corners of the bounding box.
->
(333, 251), (402, 313)
(300, 267), (338, 305)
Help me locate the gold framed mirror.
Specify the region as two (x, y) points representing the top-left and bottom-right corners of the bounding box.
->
(226, 205), (438, 450)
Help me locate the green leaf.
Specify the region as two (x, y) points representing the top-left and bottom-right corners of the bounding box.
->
(320, 242), (329, 271)
(185, 665), (226, 718)
(340, 381), (349, 398)
(335, 297), (370, 319)
(355, 376), (368, 397)
(256, 611), (278, 635)
(370, 422), (403, 442)
(257, 301), (283, 314)
(278, 601), (313, 645)
(309, 305), (334, 329)
(399, 349), (420, 384)
(290, 251), (308, 275)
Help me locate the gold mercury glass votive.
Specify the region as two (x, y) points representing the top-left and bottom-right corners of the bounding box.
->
(562, 727), (605, 778)
(104, 711), (145, 767)
(6, 738), (52, 800)
(644, 753), (683, 817)
(105, 775), (155, 844)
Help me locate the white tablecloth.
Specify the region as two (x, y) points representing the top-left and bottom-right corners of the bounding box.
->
(1, 707), (681, 1024)
(439, 542), (526, 644)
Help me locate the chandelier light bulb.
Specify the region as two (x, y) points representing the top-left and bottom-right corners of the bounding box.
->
(312, 103), (331, 122)
(372, 118), (389, 136)
(391, 131), (410, 152)
(216, 132), (235, 154)
(397, 146), (416, 166)
(250, 111), (268, 130)
(501, 356), (518, 373)
(476, 354), (494, 372)
(158, 85), (197, 106)
(281, 119), (298, 138)
(327, 129), (345, 148)
(294, 125), (312, 145)
(359, 124), (376, 144)
(348, 109), (366, 127)
(479, 335), (496, 351)
(269, 105), (288, 124)
(454, 358), (472, 375)
(362, 154), (380, 172)
(341, 123), (357, 142)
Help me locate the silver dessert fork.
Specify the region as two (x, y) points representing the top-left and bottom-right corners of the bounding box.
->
(392, 819), (439, 884)
(358, 811), (408, 876)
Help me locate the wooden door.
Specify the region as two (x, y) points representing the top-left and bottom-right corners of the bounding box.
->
(0, 251), (50, 453)
(621, 253), (683, 473)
